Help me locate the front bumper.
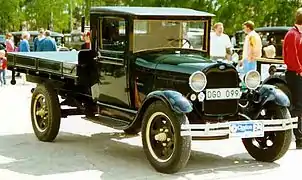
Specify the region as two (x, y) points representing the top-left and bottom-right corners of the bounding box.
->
(181, 117), (298, 138)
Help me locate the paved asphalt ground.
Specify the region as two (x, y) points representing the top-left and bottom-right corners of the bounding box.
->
(0, 74), (301, 180)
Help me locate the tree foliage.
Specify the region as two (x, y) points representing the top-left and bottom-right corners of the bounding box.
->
(0, 0), (301, 34)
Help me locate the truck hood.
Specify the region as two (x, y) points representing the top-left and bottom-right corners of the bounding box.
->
(137, 53), (228, 74)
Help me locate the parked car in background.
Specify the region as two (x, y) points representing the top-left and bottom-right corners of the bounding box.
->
(63, 30), (84, 50)
(10, 31), (64, 51)
(0, 35), (5, 50)
(234, 26), (290, 81)
(234, 26), (290, 59)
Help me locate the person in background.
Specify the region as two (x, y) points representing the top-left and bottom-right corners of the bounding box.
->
(33, 28), (45, 51)
(283, 8), (302, 149)
(0, 50), (7, 86)
(40, 30), (57, 51)
(81, 31), (91, 49)
(263, 37), (276, 58)
(19, 31), (30, 52)
(5, 33), (14, 52)
(239, 21), (262, 74)
(210, 22), (233, 61)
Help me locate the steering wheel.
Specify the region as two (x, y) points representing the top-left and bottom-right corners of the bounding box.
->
(167, 38), (193, 49)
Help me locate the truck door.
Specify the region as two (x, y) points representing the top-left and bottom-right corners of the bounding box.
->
(91, 16), (130, 112)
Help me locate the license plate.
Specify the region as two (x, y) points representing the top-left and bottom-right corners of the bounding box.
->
(206, 88), (241, 100)
(229, 121), (264, 138)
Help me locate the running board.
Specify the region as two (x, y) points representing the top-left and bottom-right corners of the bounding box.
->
(82, 115), (131, 130)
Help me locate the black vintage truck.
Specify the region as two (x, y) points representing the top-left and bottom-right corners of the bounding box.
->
(7, 7), (297, 174)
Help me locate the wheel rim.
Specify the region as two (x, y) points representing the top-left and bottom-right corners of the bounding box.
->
(33, 94), (49, 132)
(251, 109), (277, 149)
(146, 112), (176, 163)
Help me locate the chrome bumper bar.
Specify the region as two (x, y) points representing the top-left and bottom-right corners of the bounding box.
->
(181, 117), (298, 137)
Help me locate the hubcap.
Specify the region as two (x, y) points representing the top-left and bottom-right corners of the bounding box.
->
(33, 94), (49, 132)
(252, 109), (277, 149)
(146, 112), (176, 163)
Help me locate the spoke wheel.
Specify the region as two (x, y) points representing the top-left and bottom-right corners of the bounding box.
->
(33, 94), (49, 132)
(147, 112), (176, 163)
(242, 106), (292, 162)
(142, 101), (191, 174)
(31, 84), (61, 142)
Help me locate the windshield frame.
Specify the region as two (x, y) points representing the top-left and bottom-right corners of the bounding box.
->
(131, 19), (209, 53)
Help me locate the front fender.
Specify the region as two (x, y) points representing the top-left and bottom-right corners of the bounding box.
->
(258, 84), (290, 107)
(128, 90), (193, 132)
(146, 90), (193, 114)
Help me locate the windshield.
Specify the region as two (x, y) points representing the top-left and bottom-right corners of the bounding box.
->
(133, 20), (207, 52)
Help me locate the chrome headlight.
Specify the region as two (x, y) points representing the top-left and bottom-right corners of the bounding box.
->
(244, 70), (261, 90)
(189, 71), (207, 92)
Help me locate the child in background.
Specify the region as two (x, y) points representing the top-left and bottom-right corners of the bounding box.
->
(0, 50), (7, 86)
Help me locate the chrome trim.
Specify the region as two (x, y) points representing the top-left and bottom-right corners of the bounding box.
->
(181, 117), (298, 137)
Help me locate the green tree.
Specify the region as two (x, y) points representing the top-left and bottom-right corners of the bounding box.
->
(0, 0), (24, 33)
(1, 0), (302, 34)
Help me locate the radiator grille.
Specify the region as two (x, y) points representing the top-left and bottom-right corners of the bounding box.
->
(204, 67), (239, 115)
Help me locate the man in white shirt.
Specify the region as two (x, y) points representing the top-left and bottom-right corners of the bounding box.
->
(210, 22), (232, 60)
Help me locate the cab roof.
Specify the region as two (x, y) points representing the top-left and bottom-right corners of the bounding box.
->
(90, 6), (215, 17)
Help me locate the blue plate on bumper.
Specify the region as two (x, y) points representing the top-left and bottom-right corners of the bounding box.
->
(229, 121), (264, 138)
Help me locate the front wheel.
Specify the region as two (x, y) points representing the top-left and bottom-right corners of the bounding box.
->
(142, 101), (191, 174)
(242, 106), (292, 162)
(31, 84), (61, 142)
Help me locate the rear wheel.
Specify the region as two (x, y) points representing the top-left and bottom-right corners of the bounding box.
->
(142, 101), (191, 174)
(242, 105), (292, 162)
(31, 84), (61, 142)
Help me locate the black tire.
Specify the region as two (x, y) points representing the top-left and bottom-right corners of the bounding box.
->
(141, 101), (191, 174)
(242, 106), (292, 162)
(31, 83), (61, 142)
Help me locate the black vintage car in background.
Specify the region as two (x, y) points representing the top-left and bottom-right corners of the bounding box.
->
(234, 26), (290, 59)
(63, 30), (85, 50)
(234, 26), (290, 81)
(7, 7), (297, 173)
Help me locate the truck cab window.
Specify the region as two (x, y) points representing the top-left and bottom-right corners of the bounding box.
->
(100, 17), (126, 52)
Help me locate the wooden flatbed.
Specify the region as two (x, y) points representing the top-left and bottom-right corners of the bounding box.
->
(7, 51), (79, 79)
